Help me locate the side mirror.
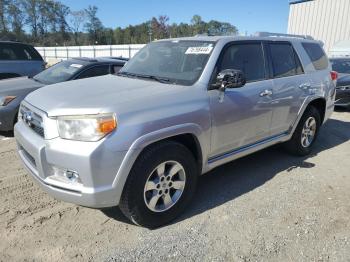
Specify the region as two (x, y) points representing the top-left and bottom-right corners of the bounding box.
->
(213, 69), (246, 91)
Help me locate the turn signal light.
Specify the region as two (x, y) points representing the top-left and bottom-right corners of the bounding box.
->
(98, 118), (117, 134)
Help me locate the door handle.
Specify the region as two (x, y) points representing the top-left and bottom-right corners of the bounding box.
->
(299, 83), (311, 90)
(260, 89), (273, 97)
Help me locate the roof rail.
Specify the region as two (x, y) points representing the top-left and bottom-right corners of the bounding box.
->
(255, 32), (314, 40)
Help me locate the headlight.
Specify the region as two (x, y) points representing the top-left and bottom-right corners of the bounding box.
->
(57, 114), (117, 142)
(0, 96), (16, 106)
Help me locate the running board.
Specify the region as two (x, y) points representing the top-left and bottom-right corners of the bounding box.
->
(208, 132), (289, 167)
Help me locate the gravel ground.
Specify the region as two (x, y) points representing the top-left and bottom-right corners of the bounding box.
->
(0, 111), (350, 262)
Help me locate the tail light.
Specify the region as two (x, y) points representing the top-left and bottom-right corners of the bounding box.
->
(331, 71), (338, 81)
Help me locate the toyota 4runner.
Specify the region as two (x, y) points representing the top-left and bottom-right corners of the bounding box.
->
(14, 34), (336, 228)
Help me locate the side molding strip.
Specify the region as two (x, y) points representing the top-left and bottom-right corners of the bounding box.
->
(208, 132), (289, 164)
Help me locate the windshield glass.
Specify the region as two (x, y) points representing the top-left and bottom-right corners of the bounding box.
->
(119, 40), (215, 85)
(34, 60), (86, 84)
(331, 59), (350, 74)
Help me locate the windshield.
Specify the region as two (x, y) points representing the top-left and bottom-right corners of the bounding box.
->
(119, 40), (215, 85)
(331, 59), (350, 74)
(34, 60), (85, 84)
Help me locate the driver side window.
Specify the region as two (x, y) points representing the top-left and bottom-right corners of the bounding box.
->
(219, 43), (266, 83)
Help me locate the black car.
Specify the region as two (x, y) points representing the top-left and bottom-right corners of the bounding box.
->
(0, 57), (127, 132)
(331, 58), (350, 109)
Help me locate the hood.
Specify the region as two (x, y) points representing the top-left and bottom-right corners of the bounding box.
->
(25, 74), (190, 116)
(0, 76), (44, 96)
(337, 73), (350, 87)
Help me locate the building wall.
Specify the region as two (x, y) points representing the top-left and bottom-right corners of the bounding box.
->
(288, 0), (350, 54)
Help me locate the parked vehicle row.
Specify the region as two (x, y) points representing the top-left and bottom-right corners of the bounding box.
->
(0, 57), (126, 132)
(12, 33), (336, 228)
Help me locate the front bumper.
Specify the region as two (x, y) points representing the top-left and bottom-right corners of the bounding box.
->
(335, 89), (350, 108)
(14, 118), (129, 208)
(0, 105), (17, 131)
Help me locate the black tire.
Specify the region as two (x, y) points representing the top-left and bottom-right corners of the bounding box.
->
(285, 106), (321, 156)
(119, 140), (198, 228)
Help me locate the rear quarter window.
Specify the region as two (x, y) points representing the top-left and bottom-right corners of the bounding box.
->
(302, 42), (328, 70)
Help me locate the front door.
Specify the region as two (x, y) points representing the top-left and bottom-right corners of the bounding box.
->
(209, 42), (274, 158)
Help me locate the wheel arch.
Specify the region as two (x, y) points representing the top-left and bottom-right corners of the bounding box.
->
(112, 124), (206, 205)
(307, 98), (326, 124)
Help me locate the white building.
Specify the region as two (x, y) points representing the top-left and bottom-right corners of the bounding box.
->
(288, 0), (350, 56)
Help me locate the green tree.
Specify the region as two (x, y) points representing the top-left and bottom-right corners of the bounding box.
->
(7, 0), (25, 38)
(84, 5), (103, 44)
(191, 15), (205, 35)
(70, 10), (86, 45)
(23, 0), (40, 39)
(0, 0), (9, 33)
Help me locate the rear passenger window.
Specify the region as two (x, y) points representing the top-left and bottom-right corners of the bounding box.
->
(302, 42), (328, 70)
(269, 43), (302, 78)
(0, 43), (42, 61)
(219, 43), (266, 83)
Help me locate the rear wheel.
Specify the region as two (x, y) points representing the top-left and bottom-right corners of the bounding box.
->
(119, 141), (198, 228)
(285, 106), (321, 156)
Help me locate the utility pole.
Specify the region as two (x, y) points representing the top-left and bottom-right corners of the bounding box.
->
(148, 20), (152, 43)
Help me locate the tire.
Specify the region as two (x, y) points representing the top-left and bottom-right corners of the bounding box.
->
(285, 105), (321, 156)
(119, 141), (198, 228)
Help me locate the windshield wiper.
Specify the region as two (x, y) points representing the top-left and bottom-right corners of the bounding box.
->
(32, 77), (43, 84)
(117, 72), (171, 84)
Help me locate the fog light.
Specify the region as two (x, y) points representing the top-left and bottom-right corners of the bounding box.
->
(51, 165), (82, 184)
(65, 170), (80, 183)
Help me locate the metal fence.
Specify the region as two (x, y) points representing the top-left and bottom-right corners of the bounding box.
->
(35, 44), (145, 62)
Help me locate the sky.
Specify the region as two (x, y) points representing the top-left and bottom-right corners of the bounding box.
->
(60, 0), (291, 35)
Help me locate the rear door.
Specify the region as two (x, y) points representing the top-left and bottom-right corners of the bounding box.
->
(266, 41), (307, 136)
(209, 41), (274, 157)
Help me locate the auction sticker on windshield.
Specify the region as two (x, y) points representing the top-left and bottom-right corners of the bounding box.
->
(185, 46), (213, 55)
(70, 64), (83, 68)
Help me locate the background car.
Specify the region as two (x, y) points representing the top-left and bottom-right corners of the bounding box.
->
(0, 41), (45, 80)
(0, 57), (127, 132)
(330, 57), (350, 109)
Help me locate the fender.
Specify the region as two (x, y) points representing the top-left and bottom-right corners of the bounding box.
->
(288, 95), (327, 136)
(111, 123), (206, 205)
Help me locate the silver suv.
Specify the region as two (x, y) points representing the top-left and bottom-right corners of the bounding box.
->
(14, 34), (336, 228)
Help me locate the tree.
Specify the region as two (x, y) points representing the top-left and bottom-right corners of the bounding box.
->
(23, 0), (40, 39)
(84, 5), (103, 44)
(7, 0), (25, 39)
(207, 20), (238, 36)
(0, 0), (9, 33)
(54, 2), (70, 42)
(70, 10), (86, 45)
(191, 15), (205, 35)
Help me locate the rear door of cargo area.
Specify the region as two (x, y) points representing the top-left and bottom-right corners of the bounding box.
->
(0, 43), (44, 79)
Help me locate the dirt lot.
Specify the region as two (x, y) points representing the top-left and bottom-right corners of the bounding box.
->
(0, 111), (349, 262)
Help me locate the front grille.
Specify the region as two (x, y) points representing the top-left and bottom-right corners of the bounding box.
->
(20, 105), (45, 138)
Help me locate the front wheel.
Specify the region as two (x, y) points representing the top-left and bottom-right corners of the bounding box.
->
(285, 106), (321, 156)
(119, 141), (198, 228)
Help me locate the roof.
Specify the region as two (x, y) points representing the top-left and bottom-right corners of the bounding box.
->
(157, 34), (317, 44)
(0, 41), (33, 46)
(71, 57), (127, 64)
(289, 0), (314, 5)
